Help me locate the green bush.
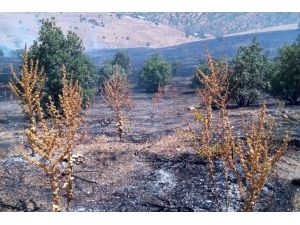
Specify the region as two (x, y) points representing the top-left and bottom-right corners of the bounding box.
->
(171, 60), (181, 76)
(111, 51), (131, 74)
(271, 35), (300, 104)
(231, 38), (271, 107)
(139, 53), (171, 92)
(190, 58), (224, 89)
(28, 18), (96, 108)
(97, 51), (130, 87)
(97, 62), (125, 88)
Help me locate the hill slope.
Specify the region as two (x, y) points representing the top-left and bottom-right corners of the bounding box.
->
(88, 29), (300, 79)
(0, 12), (198, 54)
(123, 13), (300, 37)
(1, 29), (299, 85)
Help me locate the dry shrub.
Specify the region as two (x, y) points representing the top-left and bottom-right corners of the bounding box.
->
(9, 46), (45, 156)
(152, 84), (164, 114)
(190, 49), (290, 211)
(10, 47), (86, 212)
(223, 102), (289, 211)
(101, 65), (133, 140)
(192, 50), (231, 210)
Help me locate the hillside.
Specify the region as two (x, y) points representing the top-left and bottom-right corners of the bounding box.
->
(88, 29), (300, 79)
(1, 12), (300, 84)
(123, 13), (300, 37)
(0, 12), (198, 55)
(1, 13), (300, 56)
(1, 28), (299, 85)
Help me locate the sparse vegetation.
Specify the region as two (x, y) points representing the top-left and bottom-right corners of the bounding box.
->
(79, 15), (86, 22)
(101, 66), (133, 140)
(152, 84), (164, 115)
(139, 53), (171, 92)
(88, 18), (100, 26)
(126, 12), (300, 37)
(0, 13), (299, 213)
(191, 50), (290, 211)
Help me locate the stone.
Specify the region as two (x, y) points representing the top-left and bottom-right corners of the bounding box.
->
(187, 106), (196, 111)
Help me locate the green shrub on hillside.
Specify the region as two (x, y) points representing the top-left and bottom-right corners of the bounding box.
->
(98, 62), (126, 88)
(111, 51), (132, 74)
(231, 38), (271, 107)
(191, 58), (225, 89)
(28, 18), (96, 108)
(139, 53), (171, 92)
(271, 35), (300, 104)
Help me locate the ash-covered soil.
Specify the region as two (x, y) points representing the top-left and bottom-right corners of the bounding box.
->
(0, 77), (299, 212)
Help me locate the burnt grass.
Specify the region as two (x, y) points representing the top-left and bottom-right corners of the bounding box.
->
(0, 77), (299, 212)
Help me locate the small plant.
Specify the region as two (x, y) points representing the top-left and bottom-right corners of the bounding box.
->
(10, 48), (86, 212)
(101, 66), (133, 140)
(152, 84), (163, 115)
(170, 84), (180, 113)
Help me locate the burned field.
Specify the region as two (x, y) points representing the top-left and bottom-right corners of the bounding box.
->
(0, 77), (299, 212)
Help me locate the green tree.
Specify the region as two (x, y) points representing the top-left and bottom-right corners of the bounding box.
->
(97, 51), (130, 87)
(271, 35), (300, 104)
(190, 58), (226, 88)
(139, 53), (171, 92)
(231, 38), (271, 107)
(111, 51), (131, 74)
(171, 60), (181, 76)
(28, 18), (96, 107)
(97, 61), (125, 88)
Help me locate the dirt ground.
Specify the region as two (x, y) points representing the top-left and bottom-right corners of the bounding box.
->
(0, 77), (299, 212)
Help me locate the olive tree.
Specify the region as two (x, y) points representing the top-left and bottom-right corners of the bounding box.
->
(139, 53), (171, 92)
(231, 38), (271, 107)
